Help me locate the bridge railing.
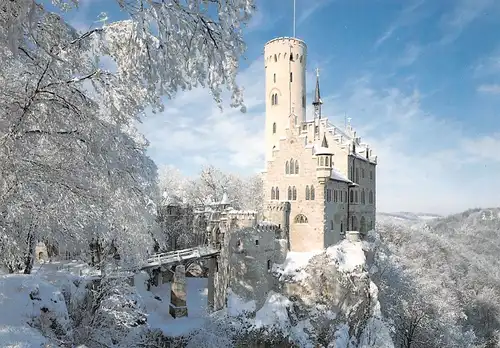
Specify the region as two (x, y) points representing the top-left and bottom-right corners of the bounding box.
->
(145, 245), (219, 267)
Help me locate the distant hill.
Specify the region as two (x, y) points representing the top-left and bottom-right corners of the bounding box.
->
(376, 211), (442, 226)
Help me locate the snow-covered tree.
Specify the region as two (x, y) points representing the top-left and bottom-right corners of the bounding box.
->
(0, 0), (255, 271)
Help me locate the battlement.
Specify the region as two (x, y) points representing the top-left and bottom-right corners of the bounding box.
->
(265, 37), (307, 48)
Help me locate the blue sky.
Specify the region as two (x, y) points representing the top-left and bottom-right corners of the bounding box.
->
(60, 0), (500, 214)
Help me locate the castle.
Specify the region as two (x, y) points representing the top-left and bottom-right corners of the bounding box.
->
(261, 37), (377, 252)
(205, 36), (378, 310)
(158, 35), (378, 312)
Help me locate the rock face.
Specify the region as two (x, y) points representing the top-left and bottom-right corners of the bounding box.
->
(273, 240), (372, 339)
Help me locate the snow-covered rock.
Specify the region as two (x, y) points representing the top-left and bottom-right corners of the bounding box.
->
(0, 274), (72, 347)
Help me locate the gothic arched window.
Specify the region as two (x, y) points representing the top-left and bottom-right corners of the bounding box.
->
(369, 190), (374, 204)
(275, 94), (278, 105)
(273, 73), (276, 83)
(285, 161), (290, 174)
(289, 159), (295, 174)
(275, 187), (280, 200)
(310, 186), (315, 200)
(305, 185), (310, 200)
(355, 190), (358, 203)
(295, 160), (299, 174)
(272, 122), (276, 134)
(287, 186), (292, 200)
(294, 214), (308, 223)
(350, 190), (354, 203)
(361, 189), (365, 204)
(292, 186), (297, 200)
(271, 187), (275, 200)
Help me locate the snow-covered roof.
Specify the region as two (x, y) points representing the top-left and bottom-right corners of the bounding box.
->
(314, 146), (333, 155)
(330, 168), (351, 184)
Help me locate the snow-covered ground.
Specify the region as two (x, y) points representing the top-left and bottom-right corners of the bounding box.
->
(0, 260), (212, 347)
(135, 272), (210, 337)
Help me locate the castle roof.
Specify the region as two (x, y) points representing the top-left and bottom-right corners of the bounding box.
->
(330, 168), (353, 184)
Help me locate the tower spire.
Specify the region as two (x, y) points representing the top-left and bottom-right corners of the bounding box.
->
(312, 67), (323, 119)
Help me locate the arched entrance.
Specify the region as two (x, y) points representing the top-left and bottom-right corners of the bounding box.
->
(360, 216), (366, 233)
(351, 216), (358, 231)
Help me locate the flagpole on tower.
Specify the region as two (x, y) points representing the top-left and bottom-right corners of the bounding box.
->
(293, 0), (296, 37)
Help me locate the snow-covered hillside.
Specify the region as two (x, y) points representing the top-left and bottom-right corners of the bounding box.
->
(376, 211), (441, 226)
(373, 208), (500, 348)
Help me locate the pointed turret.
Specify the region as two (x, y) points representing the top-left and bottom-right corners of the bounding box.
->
(312, 68), (323, 119)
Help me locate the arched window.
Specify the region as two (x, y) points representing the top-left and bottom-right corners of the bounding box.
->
(361, 189), (365, 204)
(276, 187), (280, 200)
(294, 214), (308, 223)
(355, 190), (358, 203)
(272, 122), (276, 134)
(275, 94), (278, 105)
(369, 190), (374, 204)
(305, 185), (310, 200)
(274, 54), (277, 62)
(344, 191), (347, 202)
(350, 190), (354, 203)
(273, 73), (276, 83)
(292, 186), (297, 200)
(285, 161), (290, 174)
(271, 94), (275, 105)
(287, 186), (292, 200)
(290, 52), (294, 61)
(271, 187), (275, 200)
(290, 72), (293, 82)
(310, 186), (315, 200)
(340, 222), (344, 233)
(330, 220), (334, 230)
(295, 160), (299, 174)
(290, 159), (295, 174)
(360, 216), (366, 233)
(325, 157), (329, 166)
(320, 157), (324, 166)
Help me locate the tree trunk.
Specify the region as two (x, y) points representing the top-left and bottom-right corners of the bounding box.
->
(23, 225), (36, 274)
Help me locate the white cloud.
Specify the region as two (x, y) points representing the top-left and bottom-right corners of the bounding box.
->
(439, 0), (497, 44)
(477, 84), (500, 95)
(374, 0), (426, 49)
(138, 58), (266, 174)
(397, 43), (421, 67)
(320, 76), (500, 214)
(297, 0), (335, 26)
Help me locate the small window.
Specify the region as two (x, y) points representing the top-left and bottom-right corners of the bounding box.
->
(275, 94), (278, 105)
(272, 122), (276, 134)
(370, 171), (373, 180)
(355, 190), (358, 203)
(285, 161), (290, 174)
(274, 54), (277, 62)
(330, 220), (334, 230)
(295, 161), (299, 174)
(290, 72), (293, 82)
(267, 260), (271, 270)
(255, 240), (259, 246)
(344, 191), (347, 202)
(273, 73), (276, 83)
(320, 157), (324, 166)
(362, 168), (365, 178)
(288, 186), (292, 200)
(293, 186), (297, 200)
(294, 214), (308, 223)
(271, 187), (275, 200)
(325, 157), (329, 166)
(350, 190), (354, 203)
(355, 168), (359, 182)
(290, 53), (294, 61)
(276, 187), (280, 200)
(290, 159), (295, 174)
(305, 185), (310, 200)
(310, 186), (315, 200)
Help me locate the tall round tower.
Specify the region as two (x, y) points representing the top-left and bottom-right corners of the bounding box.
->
(264, 37), (307, 162)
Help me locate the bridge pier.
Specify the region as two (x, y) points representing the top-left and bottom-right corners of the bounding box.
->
(169, 264), (188, 318)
